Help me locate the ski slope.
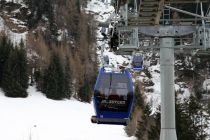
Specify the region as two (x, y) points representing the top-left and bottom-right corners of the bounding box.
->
(0, 86), (134, 140)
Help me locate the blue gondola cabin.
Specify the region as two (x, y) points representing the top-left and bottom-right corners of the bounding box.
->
(91, 67), (134, 125)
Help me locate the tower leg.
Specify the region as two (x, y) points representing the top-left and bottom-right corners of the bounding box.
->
(160, 38), (177, 140)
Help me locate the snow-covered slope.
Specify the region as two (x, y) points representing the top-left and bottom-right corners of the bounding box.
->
(0, 1), (134, 140)
(86, 0), (130, 68)
(86, 0), (114, 22)
(0, 86), (133, 140)
(5, 0), (23, 4)
(0, 16), (26, 45)
(0, 0), (28, 45)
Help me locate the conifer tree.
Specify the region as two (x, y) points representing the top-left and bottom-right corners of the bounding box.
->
(133, 83), (144, 108)
(176, 94), (209, 140)
(34, 70), (43, 91)
(0, 36), (13, 86)
(76, 0), (81, 13)
(133, 83), (158, 140)
(187, 95), (209, 139)
(2, 41), (28, 97)
(207, 99), (210, 115)
(78, 78), (92, 102)
(176, 98), (195, 140)
(43, 53), (65, 100)
(18, 40), (29, 90)
(135, 104), (151, 140)
(125, 83), (144, 136)
(148, 111), (160, 140)
(63, 56), (72, 99)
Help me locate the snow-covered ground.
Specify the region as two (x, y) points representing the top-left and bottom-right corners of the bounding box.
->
(145, 64), (161, 114)
(0, 17), (27, 45)
(203, 78), (210, 91)
(0, 0), (27, 45)
(86, 0), (114, 22)
(0, 86), (134, 140)
(86, 0), (131, 68)
(5, 0), (23, 3)
(0, 1), (134, 140)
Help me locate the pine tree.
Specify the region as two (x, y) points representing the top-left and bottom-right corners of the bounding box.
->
(34, 70), (43, 91)
(135, 104), (151, 140)
(148, 111), (160, 140)
(43, 53), (65, 100)
(133, 83), (157, 140)
(128, 83), (144, 119)
(2, 42), (28, 97)
(76, 0), (81, 13)
(135, 120), (146, 140)
(176, 98), (195, 140)
(134, 83), (144, 108)
(63, 56), (72, 99)
(77, 78), (92, 102)
(26, 0), (55, 31)
(18, 40), (29, 90)
(176, 94), (209, 140)
(0, 36), (13, 86)
(187, 95), (209, 139)
(207, 99), (210, 115)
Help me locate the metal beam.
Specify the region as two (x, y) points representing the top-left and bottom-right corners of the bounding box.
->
(118, 25), (199, 37)
(165, 5), (210, 21)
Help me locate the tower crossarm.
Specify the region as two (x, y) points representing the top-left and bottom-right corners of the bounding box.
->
(116, 25), (210, 54)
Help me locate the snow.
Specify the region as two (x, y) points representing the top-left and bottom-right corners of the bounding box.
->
(8, 31), (27, 45)
(97, 40), (130, 68)
(0, 0), (27, 45)
(137, 61), (191, 114)
(86, 0), (114, 22)
(86, 0), (131, 69)
(0, 17), (27, 45)
(4, 0), (27, 8)
(10, 18), (26, 25)
(5, 0), (23, 4)
(144, 64), (161, 114)
(0, 17), (4, 28)
(203, 79), (210, 91)
(0, 86), (134, 140)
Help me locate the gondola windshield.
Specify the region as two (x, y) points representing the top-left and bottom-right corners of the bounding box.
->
(94, 73), (132, 112)
(132, 55), (143, 67)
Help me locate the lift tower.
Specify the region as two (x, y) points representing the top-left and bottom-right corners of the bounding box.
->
(108, 0), (210, 140)
(160, 37), (176, 140)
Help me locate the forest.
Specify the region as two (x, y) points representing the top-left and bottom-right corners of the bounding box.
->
(0, 0), (97, 102)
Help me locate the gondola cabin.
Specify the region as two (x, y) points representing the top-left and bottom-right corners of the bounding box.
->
(91, 67), (134, 125)
(131, 54), (143, 71)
